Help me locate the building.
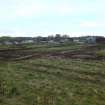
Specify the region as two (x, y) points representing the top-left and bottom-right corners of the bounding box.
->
(85, 36), (105, 44)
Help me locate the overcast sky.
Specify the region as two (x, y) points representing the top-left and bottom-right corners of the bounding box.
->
(0, 0), (105, 37)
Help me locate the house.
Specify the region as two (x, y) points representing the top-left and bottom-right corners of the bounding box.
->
(73, 37), (83, 44)
(12, 37), (34, 44)
(85, 36), (105, 44)
(3, 41), (13, 45)
(0, 37), (35, 45)
(96, 37), (105, 44)
(59, 38), (73, 43)
(85, 36), (96, 44)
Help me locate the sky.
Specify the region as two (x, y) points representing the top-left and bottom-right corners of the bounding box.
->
(0, 0), (105, 37)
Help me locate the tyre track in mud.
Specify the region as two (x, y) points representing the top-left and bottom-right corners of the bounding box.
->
(0, 44), (101, 60)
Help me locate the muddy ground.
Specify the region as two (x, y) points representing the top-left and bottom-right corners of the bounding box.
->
(0, 45), (103, 61)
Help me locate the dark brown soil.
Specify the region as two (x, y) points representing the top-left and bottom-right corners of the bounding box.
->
(0, 45), (103, 61)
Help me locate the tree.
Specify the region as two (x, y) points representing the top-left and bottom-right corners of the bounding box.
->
(54, 34), (61, 42)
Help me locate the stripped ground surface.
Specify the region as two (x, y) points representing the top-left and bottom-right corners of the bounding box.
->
(0, 58), (105, 105)
(0, 44), (104, 60)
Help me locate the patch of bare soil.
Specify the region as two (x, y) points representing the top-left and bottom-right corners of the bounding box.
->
(0, 45), (103, 61)
(45, 52), (97, 60)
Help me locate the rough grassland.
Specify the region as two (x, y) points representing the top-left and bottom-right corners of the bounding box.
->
(0, 58), (105, 105)
(0, 43), (105, 105)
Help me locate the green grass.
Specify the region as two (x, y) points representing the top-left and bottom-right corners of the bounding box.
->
(96, 50), (105, 58)
(0, 58), (105, 105)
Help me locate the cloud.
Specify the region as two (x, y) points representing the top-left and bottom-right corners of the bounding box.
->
(0, 0), (48, 20)
(52, 3), (74, 15)
(0, 30), (29, 37)
(80, 21), (105, 28)
(15, 1), (75, 17)
(0, 0), (102, 20)
(80, 21), (98, 28)
(0, 0), (105, 37)
(0, 0), (78, 20)
(15, 2), (47, 17)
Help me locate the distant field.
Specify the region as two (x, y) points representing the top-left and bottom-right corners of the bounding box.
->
(0, 43), (105, 105)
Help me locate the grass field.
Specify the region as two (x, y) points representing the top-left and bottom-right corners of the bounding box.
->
(0, 43), (105, 105)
